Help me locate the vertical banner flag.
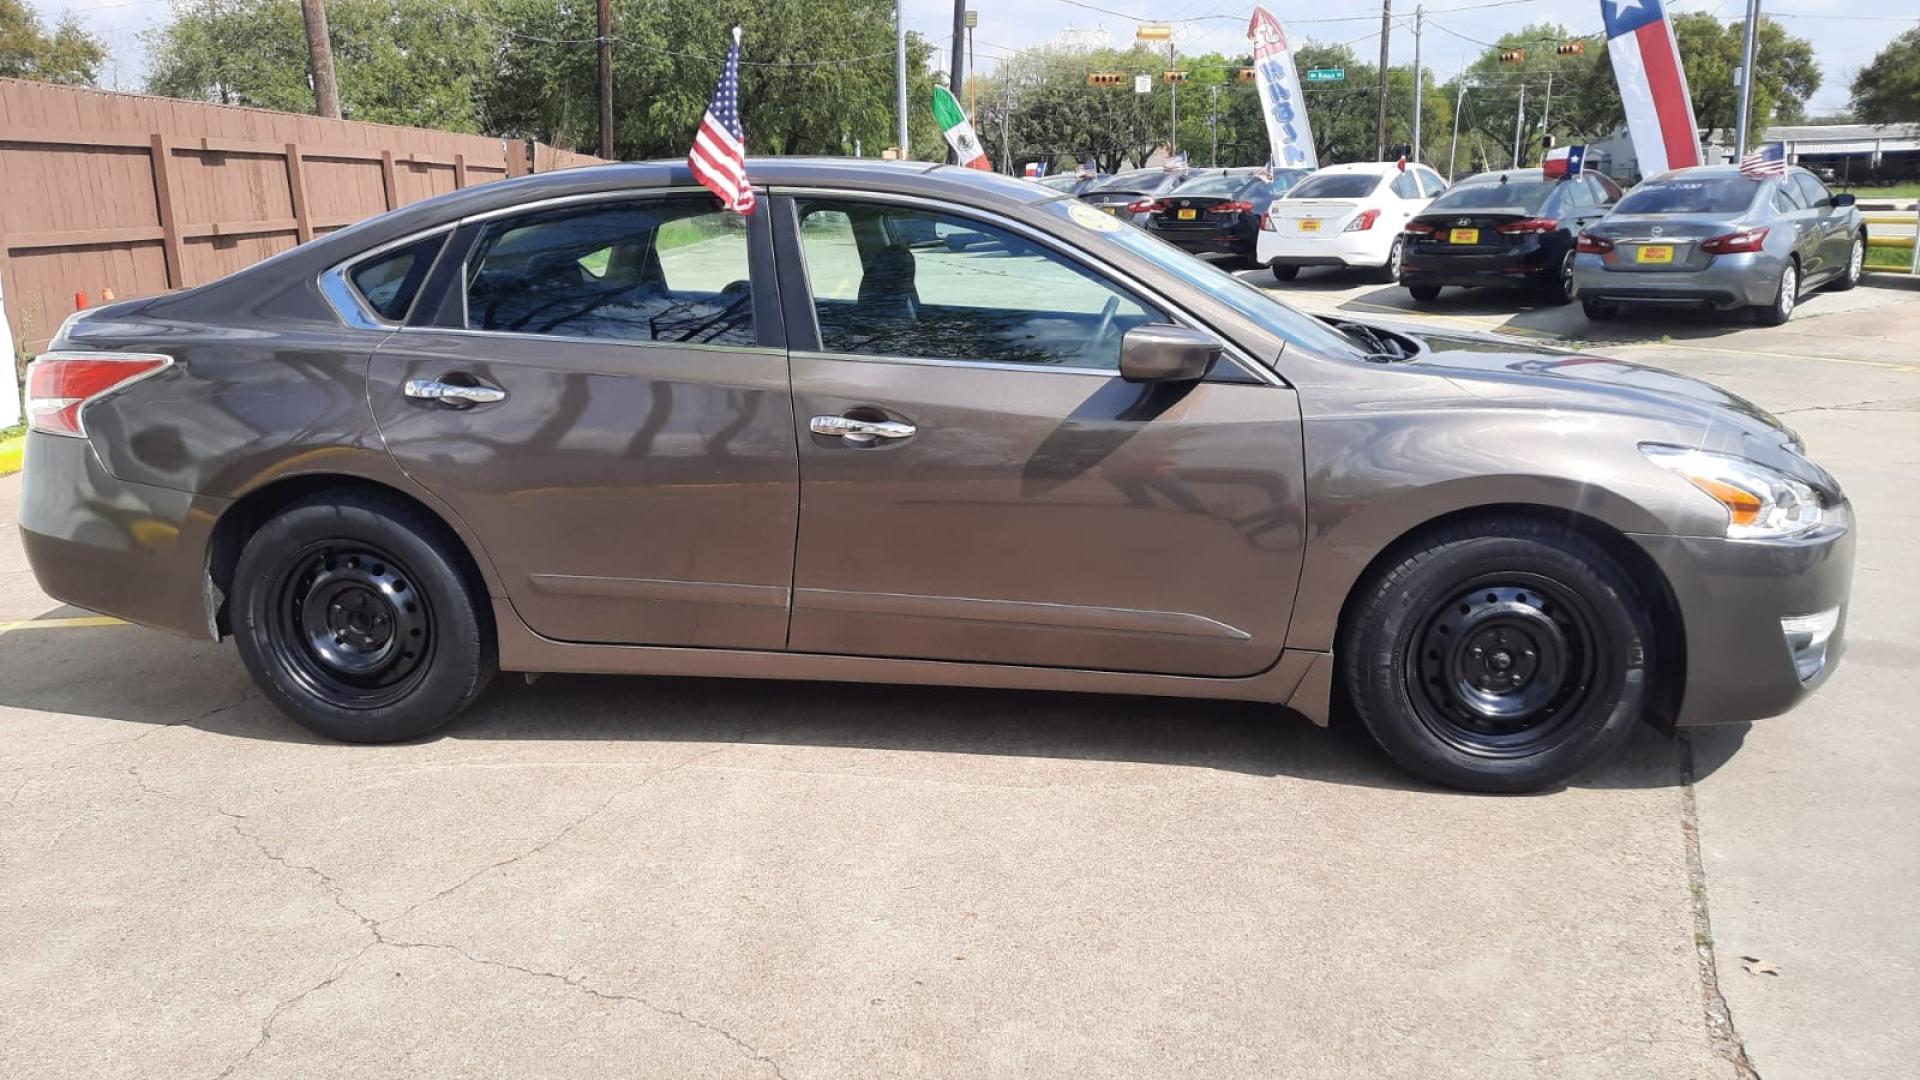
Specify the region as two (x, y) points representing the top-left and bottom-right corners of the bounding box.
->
(932, 85), (993, 171)
(690, 27), (755, 214)
(1247, 7), (1317, 170)
(1602, 0), (1701, 176)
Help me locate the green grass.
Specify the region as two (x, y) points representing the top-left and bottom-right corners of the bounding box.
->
(0, 423), (25, 476)
(1866, 244), (1915, 270)
(1846, 182), (1920, 200)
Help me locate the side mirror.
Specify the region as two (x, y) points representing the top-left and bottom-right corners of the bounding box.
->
(1119, 324), (1222, 384)
(1831, 192), (1856, 208)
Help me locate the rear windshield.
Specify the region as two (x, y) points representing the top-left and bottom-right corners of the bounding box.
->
(1089, 170), (1161, 194)
(1614, 178), (1759, 215)
(1288, 172), (1381, 199)
(1429, 179), (1556, 212)
(1038, 174), (1079, 191)
(1173, 173), (1254, 198)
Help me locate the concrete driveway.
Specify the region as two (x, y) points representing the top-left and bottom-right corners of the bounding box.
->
(3, 276), (1917, 1078)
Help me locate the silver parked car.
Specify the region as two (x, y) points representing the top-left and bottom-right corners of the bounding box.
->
(1571, 165), (1866, 325)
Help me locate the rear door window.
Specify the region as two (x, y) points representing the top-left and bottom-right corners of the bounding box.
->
(1390, 172), (1423, 199)
(1791, 173), (1832, 209)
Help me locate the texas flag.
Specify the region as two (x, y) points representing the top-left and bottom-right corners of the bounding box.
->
(1602, 0), (1701, 176)
(1543, 143), (1587, 179)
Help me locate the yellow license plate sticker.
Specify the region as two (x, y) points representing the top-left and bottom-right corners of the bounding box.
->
(1636, 244), (1675, 264)
(1299, 219), (1321, 233)
(1449, 228), (1479, 244)
(1177, 208), (1197, 220)
(1104, 206), (1121, 215)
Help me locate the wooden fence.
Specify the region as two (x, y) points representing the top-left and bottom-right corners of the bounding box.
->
(0, 78), (606, 354)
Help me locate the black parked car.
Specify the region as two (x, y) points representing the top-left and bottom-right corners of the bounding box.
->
(1400, 168), (1622, 304)
(1077, 167), (1198, 225)
(1143, 167), (1311, 265)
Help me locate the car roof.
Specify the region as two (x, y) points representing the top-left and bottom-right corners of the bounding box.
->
(1457, 167), (1548, 184)
(1312, 161), (1426, 176)
(1646, 164), (1808, 183)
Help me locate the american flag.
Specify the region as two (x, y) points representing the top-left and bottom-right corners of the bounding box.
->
(1740, 141), (1787, 180)
(690, 29), (755, 214)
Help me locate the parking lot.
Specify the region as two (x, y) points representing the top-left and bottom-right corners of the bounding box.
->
(4, 273), (1918, 1078)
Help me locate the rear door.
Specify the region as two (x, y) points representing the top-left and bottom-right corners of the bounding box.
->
(1791, 172), (1846, 279)
(366, 192), (800, 649)
(771, 194), (1307, 677)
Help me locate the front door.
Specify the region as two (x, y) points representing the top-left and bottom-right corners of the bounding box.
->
(773, 195), (1307, 677)
(367, 192), (799, 649)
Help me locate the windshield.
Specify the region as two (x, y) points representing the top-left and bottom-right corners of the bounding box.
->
(1173, 174), (1254, 198)
(1288, 172), (1381, 200)
(1430, 179), (1556, 212)
(1089, 169), (1161, 194)
(1615, 178), (1759, 215)
(1044, 200), (1366, 363)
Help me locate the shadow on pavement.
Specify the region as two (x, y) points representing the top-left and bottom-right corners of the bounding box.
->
(0, 617), (1737, 794)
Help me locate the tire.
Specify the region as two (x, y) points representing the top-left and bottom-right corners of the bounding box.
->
(1541, 250), (1576, 306)
(1340, 516), (1653, 793)
(1754, 259), (1798, 326)
(1373, 237), (1404, 284)
(230, 490), (496, 743)
(1408, 284), (1442, 302)
(1269, 262), (1300, 281)
(1581, 299), (1619, 321)
(1831, 233), (1864, 291)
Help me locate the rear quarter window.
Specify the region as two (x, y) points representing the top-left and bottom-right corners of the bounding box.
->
(348, 234), (446, 323)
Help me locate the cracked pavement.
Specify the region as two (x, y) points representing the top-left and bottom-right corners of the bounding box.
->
(4, 280), (1918, 1077)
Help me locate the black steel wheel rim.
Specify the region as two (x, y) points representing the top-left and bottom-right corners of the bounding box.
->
(267, 541), (431, 709)
(1405, 574), (1609, 757)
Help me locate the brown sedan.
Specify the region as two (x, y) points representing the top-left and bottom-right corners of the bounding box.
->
(18, 159), (1852, 792)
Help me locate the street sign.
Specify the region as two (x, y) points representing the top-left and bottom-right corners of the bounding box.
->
(1305, 68), (1344, 83)
(1134, 74), (1152, 94)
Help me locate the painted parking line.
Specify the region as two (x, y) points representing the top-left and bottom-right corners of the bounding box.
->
(0, 615), (128, 639)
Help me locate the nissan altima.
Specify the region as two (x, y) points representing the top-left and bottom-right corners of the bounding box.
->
(19, 159), (1852, 792)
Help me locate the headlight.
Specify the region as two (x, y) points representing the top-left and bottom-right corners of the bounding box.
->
(1640, 444), (1832, 540)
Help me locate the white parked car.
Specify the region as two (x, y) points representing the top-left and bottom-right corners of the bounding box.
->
(1259, 161), (1448, 282)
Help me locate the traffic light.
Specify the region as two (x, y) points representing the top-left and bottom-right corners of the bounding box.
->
(1087, 72), (1124, 87)
(1237, 67), (1256, 83)
(1556, 41), (1585, 56)
(1499, 49), (1525, 64)
(1163, 70), (1188, 84)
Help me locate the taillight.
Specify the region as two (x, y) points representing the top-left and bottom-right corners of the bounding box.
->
(1576, 232), (1614, 254)
(24, 352), (172, 437)
(1260, 213), (1277, 231)
(1215, 201), (1254, 214)
(1496, 218), (1559, 235)
(1344, 209), (1381, 232)
(1701, 226), (1770, 254)
(1403, 221), (1437, 236)
(1127, 199), (1164, 214)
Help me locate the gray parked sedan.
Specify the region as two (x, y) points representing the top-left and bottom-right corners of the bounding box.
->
(1571, 164), (1866, 325)
(18, 159), (1852, 792)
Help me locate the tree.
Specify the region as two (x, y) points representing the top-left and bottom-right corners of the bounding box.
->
(0, 0), (106, 85)
(1850, 29), (1920, 124)
(1672, 14), (1819, 139)
(144, 0), (495, 131)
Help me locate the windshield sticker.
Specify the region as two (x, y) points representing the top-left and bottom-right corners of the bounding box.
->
(1067, 201), (1125, 233)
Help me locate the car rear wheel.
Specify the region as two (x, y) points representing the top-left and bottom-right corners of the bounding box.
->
(231, 490), (496, 743)
(1340, 517), (1652, 793)
(1831, 233), (1864, 291)
(1542, 250), (1576, 306)
(1581, 299), (1619, 321)
(1754, 260), (1798, 326)
(1269, 262), (1300, 281)
(1407, 284), (1442, 302)
(1375, 237), (1404, 284)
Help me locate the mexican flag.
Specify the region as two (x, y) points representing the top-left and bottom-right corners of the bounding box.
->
(932, 85), (992, 171)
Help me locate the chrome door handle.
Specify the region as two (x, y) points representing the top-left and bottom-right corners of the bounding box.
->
(405, 378), (506, 405)
(810, 415), (916, 440)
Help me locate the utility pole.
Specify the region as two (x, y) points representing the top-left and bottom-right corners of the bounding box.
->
(1375, 0), (1393, 160)
(299, 0), (341, 120)
(1448, 74), (1469, 180)
(1209, 84), (1222, 166)
(596, 0), (613, 159)
(1411, 4), (1424, 163)
(950, 0), (967, 116)
(1734, 0), (1761, 157)
(1002, 76), (1012, 174)
(896, 0), (910, 158)
(1539, 70), (1554, 151)
(966, 10), (978, 119)
(1511, 81), (1526, 167)
(1170, 39), (1179, 157)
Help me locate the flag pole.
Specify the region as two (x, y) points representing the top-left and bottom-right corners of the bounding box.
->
(1734, 0), (1760, 158)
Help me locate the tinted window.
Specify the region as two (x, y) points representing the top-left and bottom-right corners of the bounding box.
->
(1418, 169), (1448, 197)
(1561, 179), (1595, 208)
(1614, 178), (1759, 215)
(1590, 173), (1623, 202)
(1270, 170), (1310, 195)
(1429, 179), (1557, 212)
(1288, 172), (1382, 199)
(1791, 172), (1831, 208)
(796, 199), (1159, 370)
(1390, 172), (1423, 198)
(1772, 184), (1805, 214)
(1038, 175), (1079, 191)
(1088, 169), (1162, 194)
(349, 234), (444, 322)
(1173, 173), (1255, 198)
(464, 198), (753, 345)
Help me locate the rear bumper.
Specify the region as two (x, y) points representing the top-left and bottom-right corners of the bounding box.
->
(1258, 231), (1391, 268)
(1401, 241), (1554, 289)
(1631, 520), (1854, 727)
(1571, 252), (1779, 308)
(17, 431), (225, 640)
(1150, 228), (1249, 258)
(1399, 266), (1554, 289)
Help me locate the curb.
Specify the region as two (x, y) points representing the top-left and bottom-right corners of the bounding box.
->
(0, 434), (23, 477)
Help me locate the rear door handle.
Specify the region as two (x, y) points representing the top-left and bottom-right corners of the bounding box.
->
(405, 378), (507, 406)
(810, 415), (916, 441)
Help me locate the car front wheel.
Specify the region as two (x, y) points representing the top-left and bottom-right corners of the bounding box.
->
(231, 490), (496, 742)
(1341, 517), (1653, 793)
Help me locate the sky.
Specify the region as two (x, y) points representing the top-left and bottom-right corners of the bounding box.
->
(41, 0), (1920, 117)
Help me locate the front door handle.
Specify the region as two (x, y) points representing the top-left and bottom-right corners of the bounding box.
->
(405, 378), (507, 406)
(810, 415), (916, 441)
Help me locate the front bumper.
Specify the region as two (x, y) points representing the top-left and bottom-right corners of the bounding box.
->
(18, 431), (227, 640)
(1631, 520), (1854, 726)
(1571, 251), (1780, 308)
